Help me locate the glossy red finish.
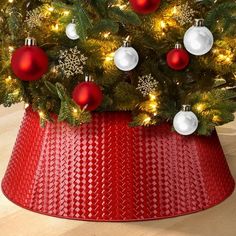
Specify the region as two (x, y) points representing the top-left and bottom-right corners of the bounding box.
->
(72, 82), (103, 111)
(167, 48), (190, 70)
(11, 46), (48, 81)
(129, 0), (161, 14)
(1, 108), (235, 221)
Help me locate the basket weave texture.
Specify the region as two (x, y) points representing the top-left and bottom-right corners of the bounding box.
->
(1, 108), (235, 221)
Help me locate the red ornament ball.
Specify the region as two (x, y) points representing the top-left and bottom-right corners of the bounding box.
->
(11, 46), (49, 81)
(167, 47), (190, 71)
(72, 82), (103, 111)
(129, 0), (161, 14)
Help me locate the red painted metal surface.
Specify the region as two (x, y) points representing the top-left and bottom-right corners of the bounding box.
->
(1, 108), (235, 221)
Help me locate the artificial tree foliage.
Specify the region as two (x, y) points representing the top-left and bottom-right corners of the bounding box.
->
(0, 0), (236, 135)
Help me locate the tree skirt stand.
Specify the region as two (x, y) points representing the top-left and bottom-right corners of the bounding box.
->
(2, 108), (235, 221)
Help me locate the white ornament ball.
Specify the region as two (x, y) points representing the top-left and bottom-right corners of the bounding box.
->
(66, 23), (79, 40)
(173, 105), (198, 136)
(114, 45), (139, 71)
(184, 19), (214, 56)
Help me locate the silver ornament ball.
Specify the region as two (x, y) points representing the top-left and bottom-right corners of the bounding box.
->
(184, 19), (214, 56)
(66, 22), (80, 40)
(173, 105), (198, 136)
(114, 43), (139, 72)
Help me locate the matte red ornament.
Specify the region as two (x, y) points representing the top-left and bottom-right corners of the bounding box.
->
(72, 81), (103, 111)
(129, 0), (161, 14)
(11, 38), (48, 81)
(1, 108), (235, 221)
(167, 43), (190, 71)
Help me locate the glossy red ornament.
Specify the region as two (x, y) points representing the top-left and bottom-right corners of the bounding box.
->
(167, 43), (190, 71)
(72, 81), (103, 111)
(11, 38), (48, 81)
(129, 0), (161, 14)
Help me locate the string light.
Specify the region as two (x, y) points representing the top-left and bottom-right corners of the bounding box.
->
(213, 48), (234, 65)
(12, 89), (20, 96)
(196, 103), (207, 113)
(112, 4), (127, 10)
(24, 103), (30, 109)
(51, 66), (58, 74)
(103, 32), (111, 39)
(212, 115), (221, 123)
(8, 46), (14, 53)
(5, 76), (12, 83)
(149, 102), (158, 113)
(160, 20), (166, 29)
(39, 111), (45, 119)
(172, 6), (177, 15)
(217, 53), (233, 64)
(111, 1), (127, 10)
(8, 0), (13, 3)
(48, 6), (54, 12)
(143, 115), (151, 125)
(153, 5), (178, 37)
(52, 24), (59, 32)
(73, 108), (78, 114)
(138, 92), (160, 121)
(149, 93), (156, 101)
(105, 52), (115, 62)
(63, 11), (70, 16)
(218, 54), (225, 60)
(118, 5), (127, 10)
(144, 91), (159, 118)
(154, 19), (173, 38)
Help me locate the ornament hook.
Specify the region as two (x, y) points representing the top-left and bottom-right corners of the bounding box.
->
(85, 74), (93, 82)
(175, 42), (182, 49)
(123, 36), (131, 47)
(25, 37), (37, 46)
(182, 105), (192, 112)
(194, 19), (204, 27)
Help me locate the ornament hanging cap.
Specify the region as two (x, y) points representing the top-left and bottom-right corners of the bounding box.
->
(194, 19), (205, 27)
(175, 43), (182, 49)
(25, 37), (37, 46)
(182, 105), (192, 112)
(123, 36), (131, 47)
(85, 74), (93, 82)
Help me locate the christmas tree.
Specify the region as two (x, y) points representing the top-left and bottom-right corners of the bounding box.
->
(2, 0), (236, 222)
(0, 0), (236, 135)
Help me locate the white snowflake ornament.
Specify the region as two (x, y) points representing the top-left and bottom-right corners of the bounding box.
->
(136, 74), (158, 97)
(57, 46), (88, 78)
